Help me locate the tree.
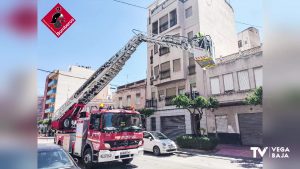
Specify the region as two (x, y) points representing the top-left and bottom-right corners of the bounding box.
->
(137, 108), (155, 129)
(172, 95), (219, 136)
(245, 86), (263, 105)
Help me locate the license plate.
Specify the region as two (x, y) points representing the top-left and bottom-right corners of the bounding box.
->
(120, 151), (130, 155)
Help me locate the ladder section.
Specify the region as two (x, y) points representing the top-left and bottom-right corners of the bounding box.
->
(52, 34), (143, 121)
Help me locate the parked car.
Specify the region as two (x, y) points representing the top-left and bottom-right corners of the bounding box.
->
(38, 144), (80, 169)
(143, 131), (177, 156)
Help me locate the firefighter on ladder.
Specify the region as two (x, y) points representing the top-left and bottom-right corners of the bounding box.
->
(195, 32), (212, 54)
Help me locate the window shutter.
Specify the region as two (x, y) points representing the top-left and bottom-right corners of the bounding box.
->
(173, 59), (181, 72)
(210, 77), (220, 94)
(238, 70), (250, 90)
(223, 73), (234, 91)
(166, 87), (176, 97)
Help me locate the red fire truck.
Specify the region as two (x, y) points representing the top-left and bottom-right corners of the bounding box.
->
(51, 30), (214, 168)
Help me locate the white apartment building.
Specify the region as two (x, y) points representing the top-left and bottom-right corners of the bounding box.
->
(42, 65), (112, 119)
(145, 0), (239, 140)
(238, 27), (261, 51)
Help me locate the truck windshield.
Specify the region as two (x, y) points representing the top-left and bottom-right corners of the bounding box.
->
(102, 113), (142, 132)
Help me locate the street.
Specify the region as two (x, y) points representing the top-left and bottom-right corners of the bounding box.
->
(78, 152), (262, 169)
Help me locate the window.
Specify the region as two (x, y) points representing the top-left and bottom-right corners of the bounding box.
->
(238, 40), (242, 48)
(152, 21), (158, 35)
(150, 66), (153, 77)
(135, 93), (141, 104)
(185, 6), (192, 18)
(126, 95), (131, 106)
(187, 31), (194, 40)
(160, 61), (170, 79)
(173, 59), (181, 72)
(210, 77), (220, 94)
(150, 50), (153, 64)
(159, 46), (170, 56)
(166, 87), (176, 106)
(154, 65), (159, 79)
(151, 92), (156, 99)
(254, 67), (263, 87)
(154, 44), (158, 54)
(169, 9), (177, 27)
(216, 115), (228, 133)
(238, 70), (250, 90)
(158, 90), (164, 101)
(178, 86), (185, 95)
(223, 73), (234, 91)
(159, 14), (169, 33)
(151, 118), (156, 131)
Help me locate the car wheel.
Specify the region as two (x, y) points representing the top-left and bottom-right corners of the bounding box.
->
(122, 158), (133, 164)
(83, 148), (94, 169)
(153, 146), (161, 156)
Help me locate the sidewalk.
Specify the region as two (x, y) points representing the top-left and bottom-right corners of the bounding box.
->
(178, 144), (255, 159)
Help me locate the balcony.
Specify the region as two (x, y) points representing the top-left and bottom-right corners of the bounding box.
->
(47, 80), (57, 87)
(160, 70), (170, 80)
(45, 107), (54, 113)
(45, 98), (55, 104)
(145, 99), (157, 108)
(47, 89), (56, 96)
(165, 96), (176, 106)
(188, 65), (196, 75)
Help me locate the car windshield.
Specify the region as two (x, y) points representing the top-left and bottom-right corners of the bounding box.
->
(38, 149), (74, 169)
(150, 132), (168, 140)
(103, 113), (142, 132)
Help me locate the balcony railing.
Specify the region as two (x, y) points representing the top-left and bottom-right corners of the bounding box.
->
(145, 99), (157, 108)
(45, 107), (54, 113)
(165, 96), (176, 106)
(160, 70), (170, 80)
(45, 98), (55, 104)
(47, 89), (56, 96)
(47, 80), (57, 87)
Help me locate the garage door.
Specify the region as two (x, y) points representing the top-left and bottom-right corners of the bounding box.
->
(161, 116), (186, 140)
(238, 113), (263, 146)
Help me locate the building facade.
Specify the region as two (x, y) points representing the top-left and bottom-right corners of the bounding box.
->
(145, 0), (239, 140)
(113, 79), (146, 110)
(238, 27), (261, 51)
(203, 46), (263, 146)
(42, 65), (111, 119)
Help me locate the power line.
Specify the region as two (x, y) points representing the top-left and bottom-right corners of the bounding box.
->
(37, 68), (121, 87)
(112, 0), (262, 28)
(235, 20), (262, 28)
(112, 0), (147, 9)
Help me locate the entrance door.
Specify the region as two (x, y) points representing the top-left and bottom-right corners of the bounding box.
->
(161, 115), (186, 140)
(238, 113), (263, 146)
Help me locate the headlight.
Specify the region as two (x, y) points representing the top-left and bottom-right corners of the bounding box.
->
(104, 143), (111, 149)
(162, 143), (166, 146)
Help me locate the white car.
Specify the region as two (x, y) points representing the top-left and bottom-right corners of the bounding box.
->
(143, 131), (177, 156)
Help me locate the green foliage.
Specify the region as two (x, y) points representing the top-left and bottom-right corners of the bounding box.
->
(37, 120), (43, 125)
(176, 135), (218, 150)
(245, 86), (263, 105)
(206, 97), (219, 109)
(172, 94), (191, 108)
(138, 108), (155, 118)
(42, 119), (51, 125)
(172, 95), (219, 110)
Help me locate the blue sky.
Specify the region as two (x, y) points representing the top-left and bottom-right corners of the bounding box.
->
(37, 0), (262, 95)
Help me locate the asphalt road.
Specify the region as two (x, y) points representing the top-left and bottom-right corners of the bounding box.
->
(78, 152), (262, 169)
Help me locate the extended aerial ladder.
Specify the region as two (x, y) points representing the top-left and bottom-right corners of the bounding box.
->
(51, 30), (215, 131)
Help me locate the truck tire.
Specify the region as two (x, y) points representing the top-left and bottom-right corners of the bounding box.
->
(122, 158), (133, 164)
(153, 146), (161, 156)
(63, 118), (72, 129)
(83, 148), (94, 169)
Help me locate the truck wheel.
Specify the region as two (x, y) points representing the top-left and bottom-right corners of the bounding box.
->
(63, 118), (72, 129)
(153, 146), (161, 156)
(83, 148), (94, 169)
(122, 158), (133, 164)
